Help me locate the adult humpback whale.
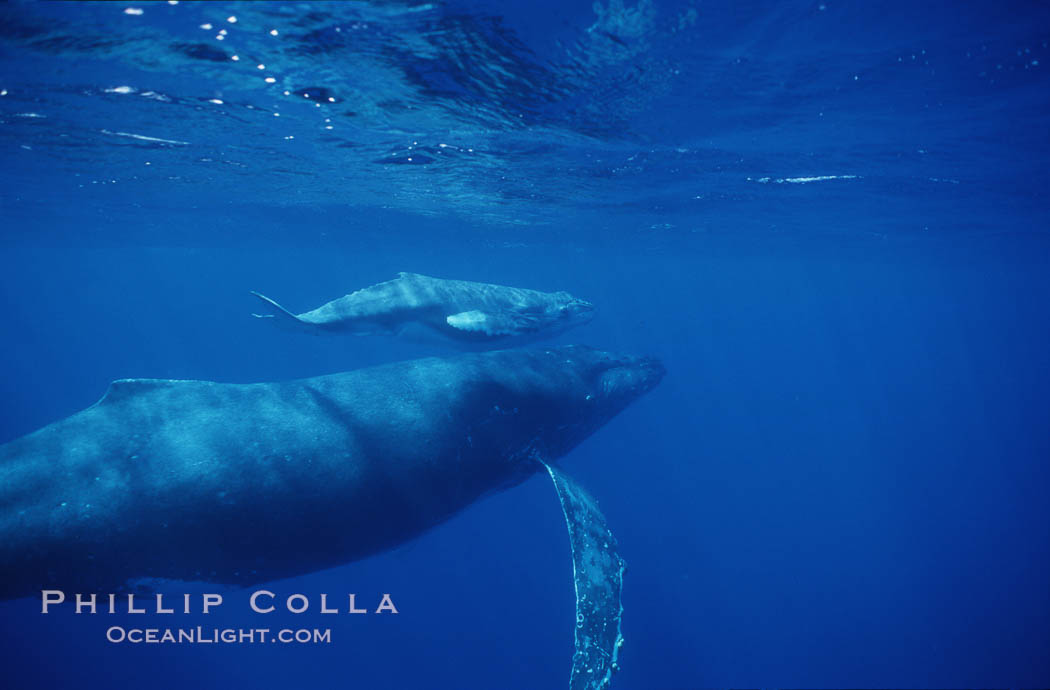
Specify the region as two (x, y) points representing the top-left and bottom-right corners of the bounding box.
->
(0, 346), (661, 689)
(251, 272), (595, 344)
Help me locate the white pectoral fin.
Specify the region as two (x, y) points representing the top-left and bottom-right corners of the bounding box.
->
(446, 310), (491, 332)
(540, 460), (625, 690)
(446, 310), (537, 336)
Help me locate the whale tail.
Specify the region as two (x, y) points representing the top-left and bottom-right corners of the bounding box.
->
(250, 292), (318, 333)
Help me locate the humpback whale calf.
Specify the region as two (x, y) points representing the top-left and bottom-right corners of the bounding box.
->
(0, 346), (661, 689)
(251, 272), (595, 344)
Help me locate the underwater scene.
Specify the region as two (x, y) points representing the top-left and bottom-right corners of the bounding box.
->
(0, 1), (1048, 688)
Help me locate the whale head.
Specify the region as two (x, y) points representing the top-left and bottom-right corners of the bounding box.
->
(543, 293), (596, 333)
(470, 346), (663, 468)
(563, 346), (664, 433)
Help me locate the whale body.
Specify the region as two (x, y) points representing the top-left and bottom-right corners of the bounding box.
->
(251, 272), (595, 344)
(1, 346), (661, 689)
(0, 346), (660, 599)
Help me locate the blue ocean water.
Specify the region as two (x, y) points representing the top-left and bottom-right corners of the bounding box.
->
(1, 0), (1048, 687)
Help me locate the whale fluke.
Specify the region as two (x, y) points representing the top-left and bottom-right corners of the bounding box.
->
(249, 291), (317, 333)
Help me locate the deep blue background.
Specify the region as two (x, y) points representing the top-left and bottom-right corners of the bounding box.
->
(1, 1), (1048, 688)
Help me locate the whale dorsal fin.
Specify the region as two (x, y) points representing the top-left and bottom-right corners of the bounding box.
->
(96, 379), (188, 406)
(540, 461), (625, 690)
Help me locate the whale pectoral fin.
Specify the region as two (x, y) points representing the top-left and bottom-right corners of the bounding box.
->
(446, 310), (538, 336)
(541, 461), (625, 690)
(446, 310), (492, 332)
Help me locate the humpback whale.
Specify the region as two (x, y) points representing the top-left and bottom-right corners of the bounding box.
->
(0, 346), (661, 689)
(251, 272), (595, 344)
